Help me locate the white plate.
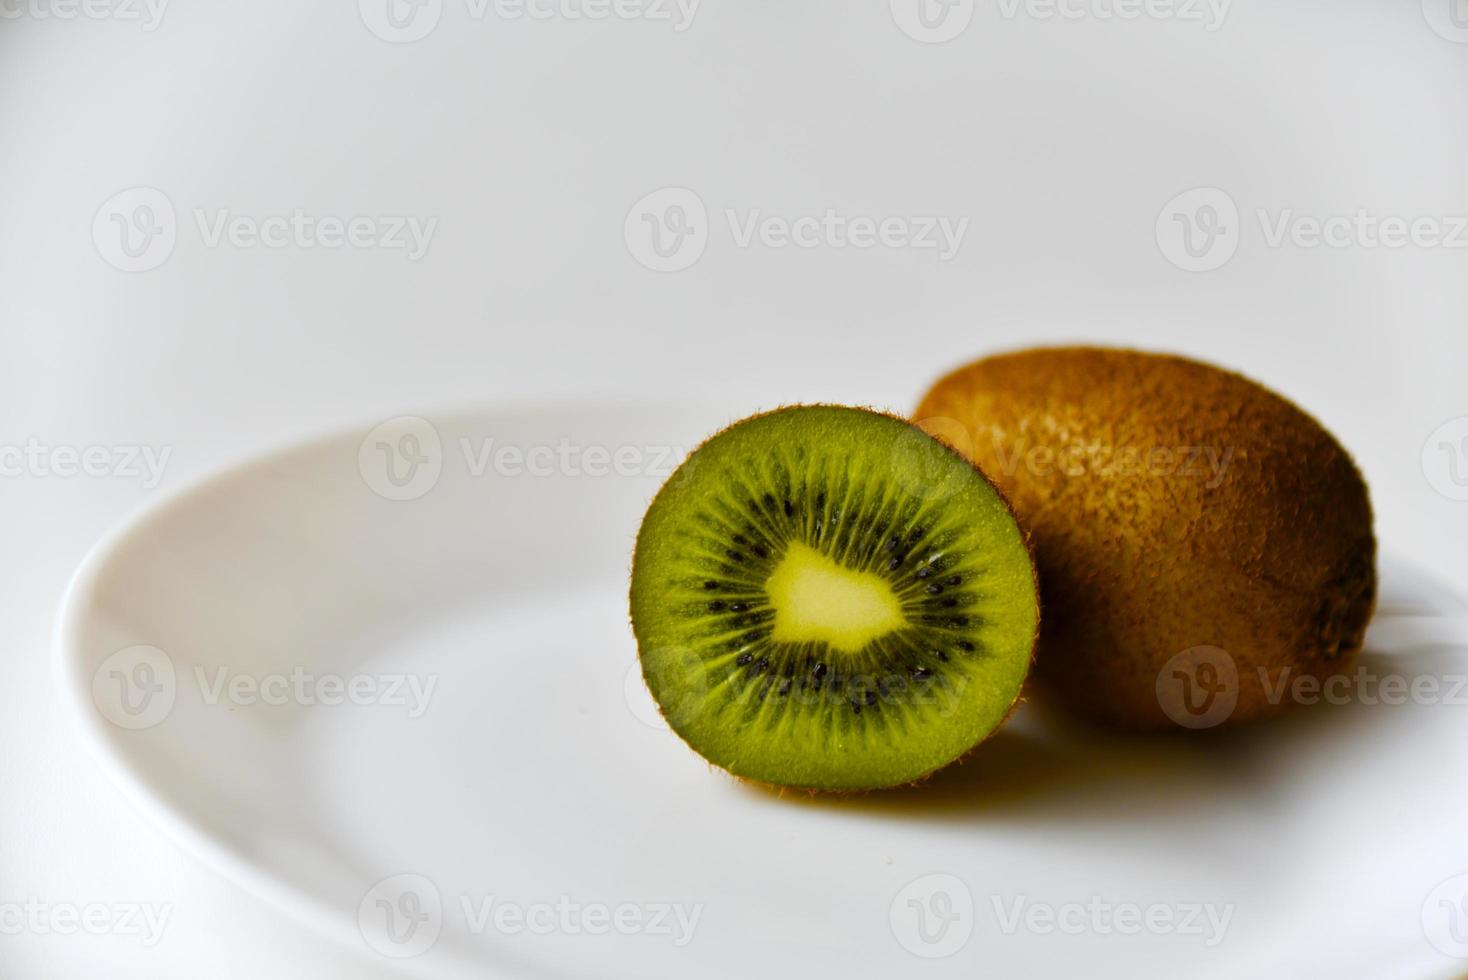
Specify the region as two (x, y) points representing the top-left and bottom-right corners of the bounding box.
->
(56, 403), (1468, 979)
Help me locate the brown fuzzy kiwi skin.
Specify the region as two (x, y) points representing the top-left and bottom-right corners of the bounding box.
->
(915, 347), (1377, 732)
(627, 404), (1042, 794)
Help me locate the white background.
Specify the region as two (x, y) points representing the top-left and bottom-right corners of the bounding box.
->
(2, 1), (1466, 976)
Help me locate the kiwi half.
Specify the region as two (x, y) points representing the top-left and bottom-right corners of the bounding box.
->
(629, 406), (1039, 791)
(916, 347), (1377, 730)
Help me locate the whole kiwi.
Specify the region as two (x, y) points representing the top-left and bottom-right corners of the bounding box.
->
(915, 347), (1377, 730)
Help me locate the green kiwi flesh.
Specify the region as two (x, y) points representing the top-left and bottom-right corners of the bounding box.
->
(629, 406), (1039, 791)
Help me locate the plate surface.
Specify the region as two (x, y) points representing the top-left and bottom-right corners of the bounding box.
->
(57, 403), (1468, 979)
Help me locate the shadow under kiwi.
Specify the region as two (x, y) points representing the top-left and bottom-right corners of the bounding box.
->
(728, 653), (1440, 826)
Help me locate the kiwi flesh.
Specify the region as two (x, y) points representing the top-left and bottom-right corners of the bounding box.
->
(915, 347), (1377, 730)
(629, 405), (1039, 791)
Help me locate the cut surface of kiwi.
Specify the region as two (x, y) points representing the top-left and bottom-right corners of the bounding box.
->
(629, 406), (1038, 791)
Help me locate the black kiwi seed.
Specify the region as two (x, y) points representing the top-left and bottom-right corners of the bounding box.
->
(945, 576), (962, 587)
(864, 691), (877, 707)
(942, 598), (959, 608)
(925, 584), (943, 595)
(726, 550), (746, 563)
(916, 567), (933, 579)
(912, 666), (933, 680)
(704, 580), (720, 590)
(813, 662), (828, 679)
(936, 650), (950, 662)
(956, 640), (975, 652)
(885, 536), (900, 552)
(755, 658), (770, 675)
(729, 602), (748, 612)
(708, 600), (727, 612)
(736, 653), (753, 666)
(888, 556), (904, 570)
